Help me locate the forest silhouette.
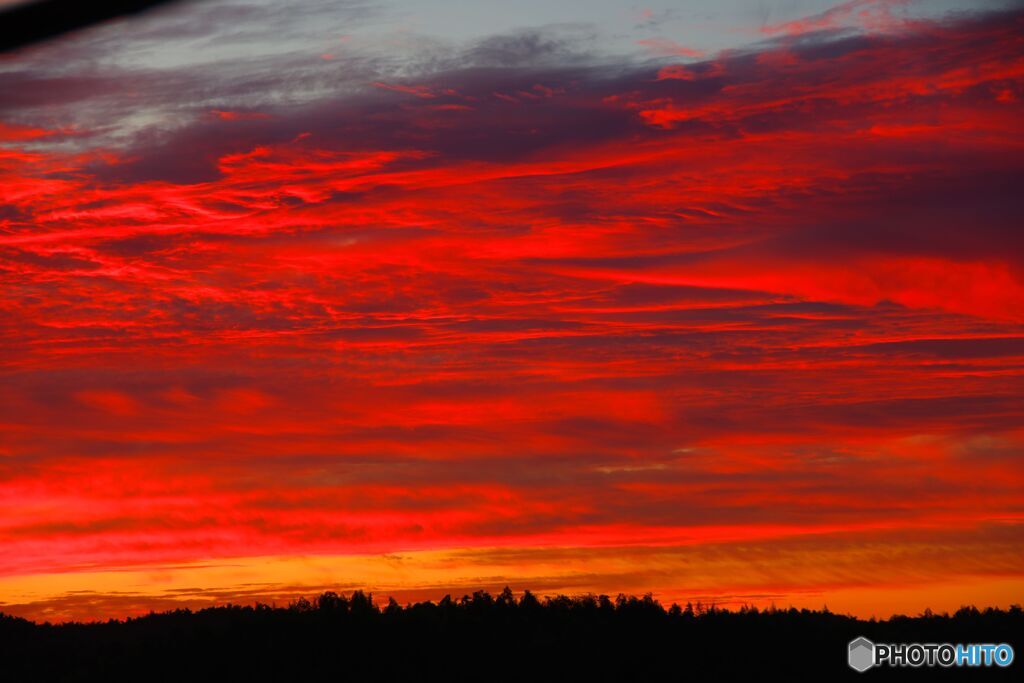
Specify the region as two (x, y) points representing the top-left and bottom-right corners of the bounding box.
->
(1, 589), (1021, 681)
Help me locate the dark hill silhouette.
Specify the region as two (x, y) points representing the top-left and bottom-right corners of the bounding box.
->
(1, 589), (1020, 681)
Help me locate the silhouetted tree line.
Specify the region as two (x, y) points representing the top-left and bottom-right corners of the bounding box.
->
(1, 589), (1020, 681)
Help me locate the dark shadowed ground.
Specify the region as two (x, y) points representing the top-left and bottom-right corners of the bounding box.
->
(1, 589), (1020, 681)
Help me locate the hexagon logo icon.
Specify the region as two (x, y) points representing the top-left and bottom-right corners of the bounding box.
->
(849, 636), (875, 672)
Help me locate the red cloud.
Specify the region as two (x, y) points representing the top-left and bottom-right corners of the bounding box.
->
(761, 0), (914, 36)
(636, 38), (704, 58)
(0, 8), (1022, 621)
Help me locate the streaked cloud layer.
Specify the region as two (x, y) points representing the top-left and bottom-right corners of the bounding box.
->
(1, 0), (1022, 621)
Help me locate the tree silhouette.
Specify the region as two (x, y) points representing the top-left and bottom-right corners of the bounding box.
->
(0, 590), (1020, 681)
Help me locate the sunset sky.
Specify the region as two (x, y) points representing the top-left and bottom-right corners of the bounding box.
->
(1, 0), (1022, 622)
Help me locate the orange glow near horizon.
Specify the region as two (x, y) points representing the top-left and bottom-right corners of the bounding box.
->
(1, 4), (1023, 623)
